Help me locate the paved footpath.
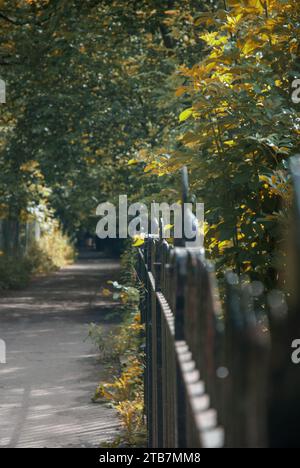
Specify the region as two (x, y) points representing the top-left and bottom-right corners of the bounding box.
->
(0, 252), (121, 448)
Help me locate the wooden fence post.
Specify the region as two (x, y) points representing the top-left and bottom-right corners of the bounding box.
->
(224, 274), (270, 447)
(267, 155), (300, 448)
(172, 248), (189, 447)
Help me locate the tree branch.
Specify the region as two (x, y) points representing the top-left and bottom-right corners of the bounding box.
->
(159, 23), (174, 49)
(0, 11), (29, 25)
(158, 0), (175, 49)
(0, 1), (61, 27)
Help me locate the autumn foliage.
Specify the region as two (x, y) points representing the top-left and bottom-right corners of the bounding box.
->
(138, 0), (300, 284)
(1, 0), (300, 285)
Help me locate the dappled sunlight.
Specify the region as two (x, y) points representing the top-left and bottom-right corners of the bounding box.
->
(0, 253), (121, 448)
(1, 0), (300, 449)
(0, 260), (121, 323)
(0, 367), (25, 376)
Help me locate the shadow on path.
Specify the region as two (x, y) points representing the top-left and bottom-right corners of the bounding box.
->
(0, 251), (121, 448)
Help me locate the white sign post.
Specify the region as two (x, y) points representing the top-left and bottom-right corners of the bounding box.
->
(0, 79), (6, 104)
(0, 339), (6, 364)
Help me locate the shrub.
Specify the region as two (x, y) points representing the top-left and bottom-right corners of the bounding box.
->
(0, 228), (75, 291)
(0, 254), (32, 290)
(91, 245), (146, 447)
(26, 228), (75, 274)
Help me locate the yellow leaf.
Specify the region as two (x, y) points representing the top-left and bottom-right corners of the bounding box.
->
(241, 38), (263, 55)
(101, 288), (112, 298)
(164, 10), (179, 15)
(199, 32), (228, 47)
(132, 238), (145, 247)
(144, 161), (161, 173)
(242, 261), (252, 273)
(128, 159), (138, 165)
(259, 175), (269, 183)
(218, 240), (233, 251)
(179, 108), (193, 122)
(226, 13), (243, 30)
(224, 140), (236, 147)
(175, 86), (187, 97)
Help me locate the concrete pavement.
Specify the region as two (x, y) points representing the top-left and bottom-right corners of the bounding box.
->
(0, 252), (121, 448)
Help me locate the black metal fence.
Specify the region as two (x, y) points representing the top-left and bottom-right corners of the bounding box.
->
(137, 157), (300, 448)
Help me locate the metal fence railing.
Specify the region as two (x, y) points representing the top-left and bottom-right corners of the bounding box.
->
(137, 157), (300, 448)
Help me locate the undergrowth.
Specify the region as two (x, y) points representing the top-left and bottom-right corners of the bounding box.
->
(90, 244), (147, 447)
(0, 228), (75, 291)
